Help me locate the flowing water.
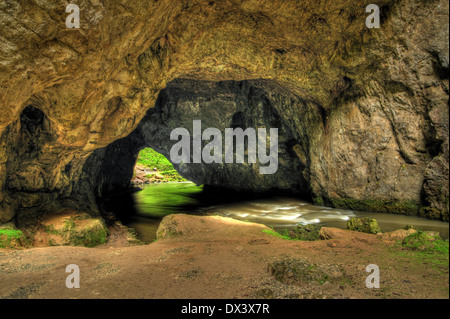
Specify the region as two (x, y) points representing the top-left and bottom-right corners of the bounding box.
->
(107, 182), (449, 243)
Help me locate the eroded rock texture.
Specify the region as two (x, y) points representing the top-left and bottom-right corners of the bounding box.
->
(0, 0), (448, 225)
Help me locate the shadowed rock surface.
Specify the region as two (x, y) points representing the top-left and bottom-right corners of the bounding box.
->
(0, 0), (448, 226)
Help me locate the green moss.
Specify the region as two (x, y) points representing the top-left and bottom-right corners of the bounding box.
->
(262, 225), (322, 241)
(347, 217), (381, 234)
(313, 196), (324, 206)
(0, 228), (26, 248)
(63, 219), (76, 232)
(402, 231), (448, 254)
(45, 217), (108, 248)
(262, 228), (292, 240)
(67, 222), (108, 247)
(420, 206), (449, 222)
(43, 224), (59, 235)
(288, 224), (322, 241)
(389, 231), (449, 274)
(330, 197), (420, 216)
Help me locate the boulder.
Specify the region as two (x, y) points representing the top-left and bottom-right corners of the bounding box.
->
(34, 210), (108, 247)
(289, 224), (322, 241)
(347, 218), (382, 234)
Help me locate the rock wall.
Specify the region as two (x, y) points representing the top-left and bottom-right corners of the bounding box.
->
(0, 0), (448, 224)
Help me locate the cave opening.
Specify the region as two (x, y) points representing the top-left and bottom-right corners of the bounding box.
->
(132, 147), (188, 185)
(90, 78), (318, 242)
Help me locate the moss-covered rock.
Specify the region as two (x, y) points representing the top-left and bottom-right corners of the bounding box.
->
(38, 211), (108, 247)
(0, 224), (27, 248)
(156, 215), (183, 239)
(347, 217), (381, 234)
(288, 224), (322, 241)
(402, 231), (448, 253)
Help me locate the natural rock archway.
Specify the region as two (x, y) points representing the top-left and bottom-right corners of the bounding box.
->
(0, 0), (448, 225)
(83, 79), (311, 198)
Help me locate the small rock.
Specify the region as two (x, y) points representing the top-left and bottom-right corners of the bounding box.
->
(289, 224), (322, 241)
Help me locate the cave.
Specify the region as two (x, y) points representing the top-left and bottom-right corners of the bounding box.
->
(0, 0), (449, 301)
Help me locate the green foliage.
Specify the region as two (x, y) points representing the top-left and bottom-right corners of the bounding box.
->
(262, 228), (292, 240)
(44, 224), (59, 235)
(262, 225), (323, 241)
(402, 231), (449, 255)
(137, 148), (187, 182)
(390, 230), (449, 273)
(63, 219), (76, 232)
(313, 196), (324, 206)
(0, 227), (26, 248)
(137, 148), (172, 170)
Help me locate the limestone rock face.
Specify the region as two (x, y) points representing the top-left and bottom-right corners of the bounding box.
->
(0, 0), (448, 224)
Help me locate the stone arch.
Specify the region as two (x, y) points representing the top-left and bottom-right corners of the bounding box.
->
(83, 79), (313, 203)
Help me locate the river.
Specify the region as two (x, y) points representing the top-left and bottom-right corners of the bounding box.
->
(105, 182), (449, 243)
